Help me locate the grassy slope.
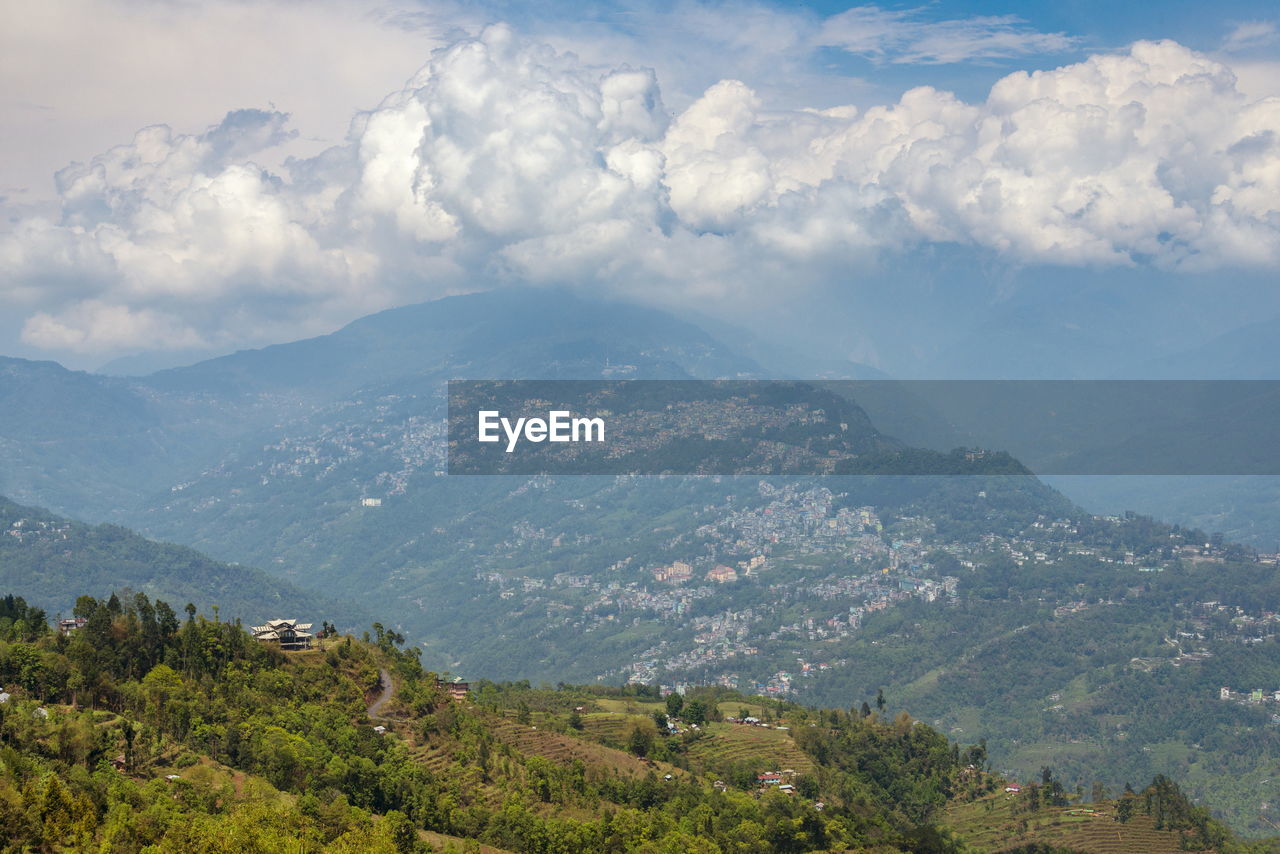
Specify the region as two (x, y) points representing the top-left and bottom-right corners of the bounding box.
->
(946, 791), (1214, 853)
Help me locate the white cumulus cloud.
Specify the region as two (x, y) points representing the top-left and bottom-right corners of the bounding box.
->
(3, 27), (1280, 356)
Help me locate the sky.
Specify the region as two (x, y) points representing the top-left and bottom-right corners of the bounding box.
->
(2, 0), (1280, 373)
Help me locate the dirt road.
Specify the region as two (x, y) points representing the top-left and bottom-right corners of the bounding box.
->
(368, 667), (394, 718)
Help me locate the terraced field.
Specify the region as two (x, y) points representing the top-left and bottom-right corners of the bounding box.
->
(592, 698), (663, 715)
(580, 712), (640, 746)
(580, 711), (817, 777)
(407, 740), (454, 777)
(684, 722), (816, 775)
(487, 716), (667, 779)
(946, 792), (1211, 853)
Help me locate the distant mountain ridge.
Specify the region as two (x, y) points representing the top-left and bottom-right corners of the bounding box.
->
(0, 355), (227, 520)
(0, 288), (766, 521)
(0, 494), (335, 623)
(145, 288), (766, 402)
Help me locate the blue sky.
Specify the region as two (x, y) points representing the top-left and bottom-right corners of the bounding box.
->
(2, 0), (1279, 374)
(493, 0), (1280, 101)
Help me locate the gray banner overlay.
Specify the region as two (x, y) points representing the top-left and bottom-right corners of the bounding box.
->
(447, 380), (1280, 475)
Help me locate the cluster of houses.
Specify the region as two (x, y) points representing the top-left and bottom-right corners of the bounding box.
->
(757, 769), (798, 794)
(1219, 686), (1280, 704)
(6, 518), (71, 544)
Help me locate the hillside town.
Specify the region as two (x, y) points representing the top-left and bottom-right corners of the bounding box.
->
(5, 517), (72, 543)
(135, 392), (1279, 707)
(468, 479), (1249, 697)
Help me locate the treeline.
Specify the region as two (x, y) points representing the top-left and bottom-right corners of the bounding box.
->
(0, 590), (974, 852)
(1, 591), (1273, 852)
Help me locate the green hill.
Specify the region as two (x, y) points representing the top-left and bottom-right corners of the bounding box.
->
(0, 495), (332, 624)
(0, 593), (1269, 853)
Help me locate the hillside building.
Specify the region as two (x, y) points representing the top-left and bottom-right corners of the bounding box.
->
(59, 617), (87, 635)
(436, 677), (470, 701)
(707, 565), (738, 583)
(652, 561), (693, 583)
(251, 618), (314, 650)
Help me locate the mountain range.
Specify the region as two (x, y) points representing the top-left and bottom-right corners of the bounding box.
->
(4, 287), (1280, 836)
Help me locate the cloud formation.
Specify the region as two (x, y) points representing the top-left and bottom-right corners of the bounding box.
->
(1221, 21), (1278, 53)
(3, 26), (1280, 355)
(817, 6), (1077, 65)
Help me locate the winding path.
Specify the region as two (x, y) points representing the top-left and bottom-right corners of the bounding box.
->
(368, 668), (395, 719)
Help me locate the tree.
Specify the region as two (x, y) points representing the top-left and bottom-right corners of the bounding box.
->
(384, 810), (417, 854)
(122, 720), (136, 771)
(684, 700), (708, 726)
(875, 688), (886, 713)
(628, 724), (653, 757)
(665, 693), (684, 717)
(568, 709), (583, 730)
(156, 601), (179, 638)
(796, 775), (819, 799)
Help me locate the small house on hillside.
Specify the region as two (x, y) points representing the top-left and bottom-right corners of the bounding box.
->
(251, 618), (314, 650)
(59, 617), (86, 635)
(436, 677), (470, 701)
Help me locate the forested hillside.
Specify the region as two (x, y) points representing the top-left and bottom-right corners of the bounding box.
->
(0, 496), (329, 622)
(1, 592), (1274, 852)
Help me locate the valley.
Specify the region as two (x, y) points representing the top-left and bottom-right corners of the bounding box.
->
(2, 289), (1280, 839)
